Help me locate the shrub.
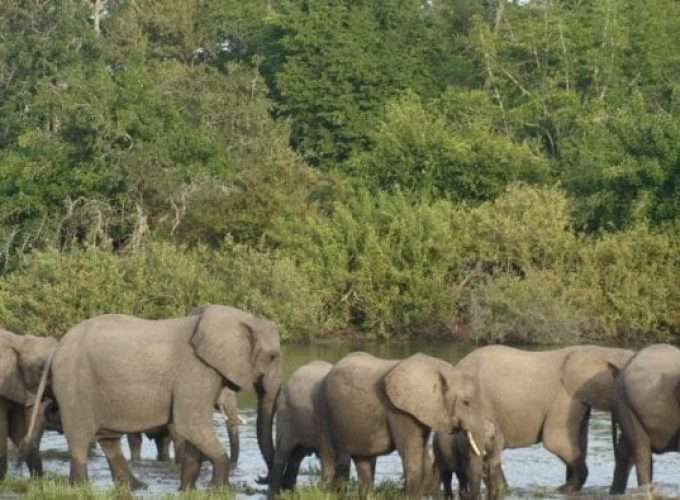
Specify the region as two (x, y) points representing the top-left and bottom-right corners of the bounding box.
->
(208, 239), (327, 342)
(276, 189), (469, 337)
(572, 225), (680, 342)
(463, 184), (578, 273)
(0, 241), (219, 336)
(467, 269), (587, 345)
(0, 239), (324, 340)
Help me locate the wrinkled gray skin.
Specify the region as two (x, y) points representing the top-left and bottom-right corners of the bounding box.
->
(434, 420), (505, 500)
(456, 345), (633, 496)
(265, 361), (351, 498)
(127, 388), (241, 467)
(0, 330), (57, 480)
(609, 344), (680, 494)
(39, 306), (281, 491)
(315, 352), (485, 498)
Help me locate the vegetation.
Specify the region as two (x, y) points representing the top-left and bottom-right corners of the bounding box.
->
(0, 476), (406, 500)
(0, 0), (679, 344)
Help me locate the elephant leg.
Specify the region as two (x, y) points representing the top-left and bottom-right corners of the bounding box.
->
(178, 441), (203, 491)
(127, 433), (142, 462)
(167, 424), (184, 465)
(174, 387), (229, 489)
(388, 413), (429, 497)
(487, 459), (507, 500)
(98, 438), (147, 490)
(9, 404), (43, 478)
(155, 433), (171, 462)
(179, 431), (228, 489)
(610, 434), (634, 494)
(316, 424), (338, 486)
(0, 401), (9, 481)
(354, 456), (376, 491)
(614, 403), (652, 490)
(65, 432), (92, 484)
(268, 437), (295, 496)
(335, 453), (351, 483)
(281, 446), (308, 490)
(440, 466), (454, 500)
(543, 397), (589, 492)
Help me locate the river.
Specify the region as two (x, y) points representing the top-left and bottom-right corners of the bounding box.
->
(19, 341), (680, 498)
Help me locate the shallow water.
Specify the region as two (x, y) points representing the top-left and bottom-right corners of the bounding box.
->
(15, 341), (680, 498)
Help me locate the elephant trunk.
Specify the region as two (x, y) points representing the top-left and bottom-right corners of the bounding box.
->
(256, 371), (280, 479)
(462, 421), (486, 500)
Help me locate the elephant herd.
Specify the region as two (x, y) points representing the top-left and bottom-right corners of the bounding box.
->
(1, 305), (680, 498)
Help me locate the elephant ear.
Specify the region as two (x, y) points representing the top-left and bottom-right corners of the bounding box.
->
(384, 354), (451, 431)
(190, 306), (255, 391)
(0, 345), (29, 405)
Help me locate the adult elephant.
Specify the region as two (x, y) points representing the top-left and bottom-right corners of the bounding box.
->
(315, 352), (485, 497)
(265, 360), (350, 497)
(455, 345), (633, 497)
(609, 344), (680, 494)
(28, 305), (281, 490)
(0, 329), (57, 480)
(127, 387), (242, 466)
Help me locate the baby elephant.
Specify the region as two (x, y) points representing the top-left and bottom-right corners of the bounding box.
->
(266, 361), (350, 497)
(434, 420), (505, 500)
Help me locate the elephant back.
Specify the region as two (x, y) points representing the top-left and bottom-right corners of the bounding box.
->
(561, 346), (634, 411)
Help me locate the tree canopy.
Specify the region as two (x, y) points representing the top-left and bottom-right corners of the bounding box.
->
(1, 0), (679, 342)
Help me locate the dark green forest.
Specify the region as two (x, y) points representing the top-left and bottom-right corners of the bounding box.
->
(0, 0), (679, 343)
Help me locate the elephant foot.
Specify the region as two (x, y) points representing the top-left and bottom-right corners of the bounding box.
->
(557, 482), (581, 494)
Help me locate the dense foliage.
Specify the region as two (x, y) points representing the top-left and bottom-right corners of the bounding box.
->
(0, 0), (679, 343)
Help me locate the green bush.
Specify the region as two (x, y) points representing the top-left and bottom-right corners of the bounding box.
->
(572, 225), (680, 342)
(276, 189), (469, 337)
(0, 241), (219, 336)
(208, 239), (327, 342)
(0, 240), (324, 340)
(467, 269), (587, 345)
(463, 184), (578, 273)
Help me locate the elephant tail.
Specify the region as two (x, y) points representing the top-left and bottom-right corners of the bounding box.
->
(20, 347), (56, 458)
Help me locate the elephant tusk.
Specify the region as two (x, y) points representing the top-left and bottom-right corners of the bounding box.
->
(467, 431), (482, 457)
(219, 405), (247, 425)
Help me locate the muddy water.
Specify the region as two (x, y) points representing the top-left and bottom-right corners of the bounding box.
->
(14, 342), (680, 498)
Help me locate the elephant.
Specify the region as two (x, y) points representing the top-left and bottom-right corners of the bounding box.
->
(609, 344), (680, 494)
(314, 352), (485, 497)
(126, 427), (173, 463)
(0, 329), (57, 480)
(265, 360), (351, 497)
(455, 345), (633, 496)
(27, 305), (281, 491)
(433, 419), (505, 500)
(127, 387), (241, 466)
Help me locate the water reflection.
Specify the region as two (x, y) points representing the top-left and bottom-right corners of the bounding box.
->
(16, 342), (680, 498)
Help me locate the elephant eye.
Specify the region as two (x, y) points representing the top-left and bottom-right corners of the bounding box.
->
(463, 400), (470, 406)
(269, 353), (278, 361)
